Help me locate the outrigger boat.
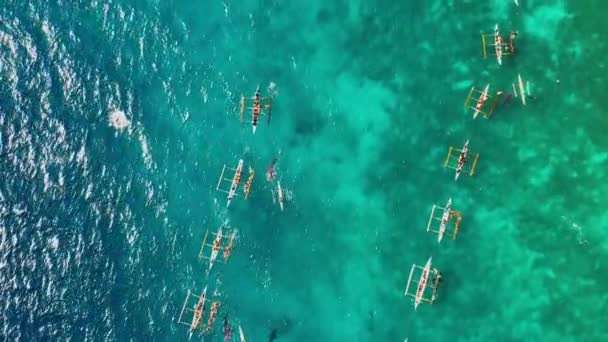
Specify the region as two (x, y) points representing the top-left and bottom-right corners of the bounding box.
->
(444, 140), (480, 181)
(512, 73), (527, 106)
(481, 24), (514, 65)
(216, 159), (245, 207)
(205, 224), (223, 273)
(239, 86), (273, 134)
(404, 257), (441, 310)
(177, 287), (208, 334)
(199, 222), (238, 272)
(204, 301), (221, 334)
(271, 180), (290, 211)
(426, 198), (463, 242)
(463, 84), (501, 119)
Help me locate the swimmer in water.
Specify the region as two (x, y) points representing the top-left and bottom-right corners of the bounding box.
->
(269, 328), (278, 342)
(266, 151), (281, 182)
(503, 93), (513, 106)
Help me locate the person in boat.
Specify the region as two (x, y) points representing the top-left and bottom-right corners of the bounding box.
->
(458, 153), (467, 168)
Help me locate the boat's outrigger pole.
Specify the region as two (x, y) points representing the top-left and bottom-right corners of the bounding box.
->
(426, 198), (463, 242)
(463, 84), (502, 119)
(444, 140), (480, 181)
(199, 222), (239, 273)
(239, 86), (273, 134)
(404, 257), (442, 310)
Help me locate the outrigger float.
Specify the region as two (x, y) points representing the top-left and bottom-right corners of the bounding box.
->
(239, 86), (273, 134)
(426, 198), (463, 242)
(271, 180), (291, 211)
(239, 325), (246, 342)
(444, 140), (479, 181)
(511, 73), (528, 106)
(481, 24), (517, 65)
(199, 222), (238, 274)
(404, 257), (442, 310)
(463, 84), (501, 119)
(177, 287), (211, 334)
(216, 159), (255, 207)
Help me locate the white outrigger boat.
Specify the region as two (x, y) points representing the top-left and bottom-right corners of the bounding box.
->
(199, 222), (238, 273)
(481, 24), (514, 65)
(271, 180), (291, 211)
(426, 198), (463, 242)
(494, 24), (503, 65)
(216, 159), (245, 207)
(177, 287), (208, 334)
(207, 225), (223, 272)
(239, 86), (273, 134)
(464, 84), (501, 119)
(473, 84), (489, 119)
(404, 257), (441, 310)
(444, 140), (479, 181)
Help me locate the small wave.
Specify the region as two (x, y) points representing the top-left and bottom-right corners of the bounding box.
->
(268, 81), (279, 97)
(138, 133), (152, 168)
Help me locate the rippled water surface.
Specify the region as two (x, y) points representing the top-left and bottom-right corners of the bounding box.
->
(1, 1), (607, 341)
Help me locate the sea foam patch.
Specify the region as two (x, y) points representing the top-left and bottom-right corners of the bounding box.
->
(524, 2), (569, 44)
(109, 108), (130, 131)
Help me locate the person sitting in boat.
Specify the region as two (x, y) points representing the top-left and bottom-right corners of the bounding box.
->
(458, 154), (467, 167)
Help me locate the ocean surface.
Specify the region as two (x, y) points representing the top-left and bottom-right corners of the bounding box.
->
(1, 0), (607, 341)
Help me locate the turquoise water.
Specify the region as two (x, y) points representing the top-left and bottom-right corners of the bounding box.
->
(1, 0), (607, 341)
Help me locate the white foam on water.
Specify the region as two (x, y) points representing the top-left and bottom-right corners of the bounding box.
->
(201, 86), (208, 103)
(560, 215), (589, 246)
(138, 132), (152, 168)
(48, 236), (59, 250)
(109, 108), (130, 131)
